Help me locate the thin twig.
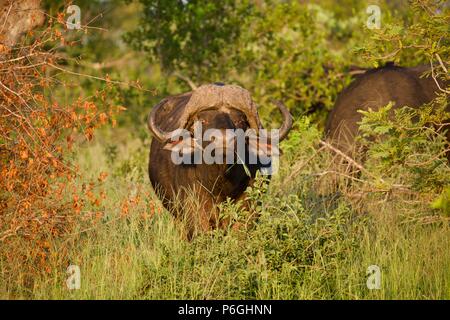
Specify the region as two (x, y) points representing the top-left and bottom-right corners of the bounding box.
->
(319, 140), (376, 179)
(435, 53), (448, 74)
(0, 3), (13, 34)
(173, 71), (198, 90)
(430, 59), (450, 94)
(46, 62), (154, 92)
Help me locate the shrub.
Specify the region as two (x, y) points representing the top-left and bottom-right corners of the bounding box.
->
(0, 4), (118, 288)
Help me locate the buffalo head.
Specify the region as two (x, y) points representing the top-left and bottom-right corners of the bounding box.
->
(148, 83), (292, 165)
(147, 83), (293, 238)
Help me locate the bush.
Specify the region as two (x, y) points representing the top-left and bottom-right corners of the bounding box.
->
(0, 5), (117, 288)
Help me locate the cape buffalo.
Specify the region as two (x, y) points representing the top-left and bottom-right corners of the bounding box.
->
(147, 83), (293, 237)
(325, 63), (449, 158)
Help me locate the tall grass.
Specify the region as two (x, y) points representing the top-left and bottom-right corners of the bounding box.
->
(1, 123), (449, 300)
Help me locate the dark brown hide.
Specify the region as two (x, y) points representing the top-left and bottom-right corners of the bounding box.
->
(149, 92), (266, 238)
(325, 64), (449, 158)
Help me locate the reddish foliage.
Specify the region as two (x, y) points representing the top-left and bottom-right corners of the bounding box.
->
(0, 7), (119, 285)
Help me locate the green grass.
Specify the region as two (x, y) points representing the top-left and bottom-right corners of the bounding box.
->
(1, 126), (450, 300)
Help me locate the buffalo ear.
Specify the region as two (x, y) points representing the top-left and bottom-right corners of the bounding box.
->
(163, 137), (203, 154)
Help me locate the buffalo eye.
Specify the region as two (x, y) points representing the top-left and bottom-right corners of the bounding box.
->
(235, 119), (246, 128)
